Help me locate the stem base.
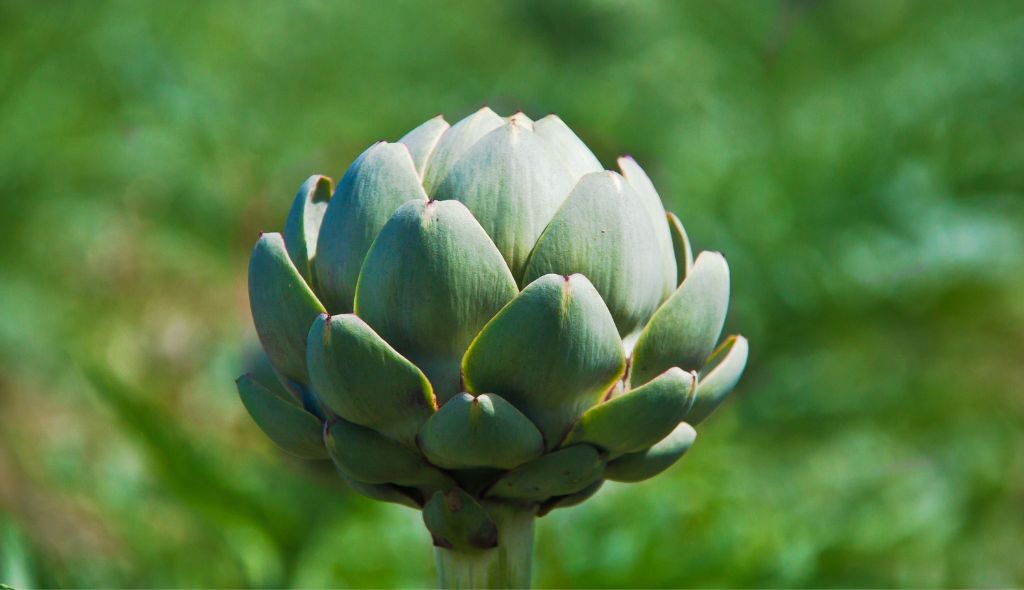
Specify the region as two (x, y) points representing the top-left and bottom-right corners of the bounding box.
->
(433, 504), (535, 589)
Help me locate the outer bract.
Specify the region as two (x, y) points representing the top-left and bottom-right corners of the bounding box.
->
(238, 109), (749, 589)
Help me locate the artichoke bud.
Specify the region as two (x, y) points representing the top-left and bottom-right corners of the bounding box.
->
(239, 109), (749, 535)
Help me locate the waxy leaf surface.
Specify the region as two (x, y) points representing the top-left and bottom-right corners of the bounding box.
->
(355, 199), (518, 400)
(689, 335), (749, 425)
(462, 274), (626, 448)
(418, 393), (543, 470)
(399, 115), (450, 178)
(666, 211), (694, 285)
(422, 107), (504, 194)
(307, 313), (436, 447)
(283, 175), (333, 287)
(325, 418), (453, 489)
(534, 114), (603, 183)
(604, 423), (696, 482)
(248, 233), (326, 384)
(630, 251), (730, 385)
(435, 121), (577, 278)
(618, 156), (677, 299)
(485, 444), (606, 502)
(521, 171), (664, 337)
(236, 374), (325, 459)
(565, 367), (696, 456)
(315, 142), (427, 312)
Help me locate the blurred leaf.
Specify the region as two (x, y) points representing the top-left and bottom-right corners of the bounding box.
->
(0, 518), (36, 589)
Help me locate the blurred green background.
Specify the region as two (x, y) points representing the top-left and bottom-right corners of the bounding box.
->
(2, 0), (1023, 587)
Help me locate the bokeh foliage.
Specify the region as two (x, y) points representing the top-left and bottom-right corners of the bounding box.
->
(1, 0), (1023, 587)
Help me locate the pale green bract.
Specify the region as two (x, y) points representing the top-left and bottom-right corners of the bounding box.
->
(239, 108), (749, 588)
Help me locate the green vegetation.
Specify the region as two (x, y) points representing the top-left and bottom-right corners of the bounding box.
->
(1, 0), (1022, 587)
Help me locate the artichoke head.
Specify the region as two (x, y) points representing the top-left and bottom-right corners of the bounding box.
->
(238, 108), (748, 545)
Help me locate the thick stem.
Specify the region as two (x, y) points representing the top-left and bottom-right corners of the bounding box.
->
(434, 504), (535, 589)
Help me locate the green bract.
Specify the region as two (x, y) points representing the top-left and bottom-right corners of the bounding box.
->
(238, 108), (748, 588)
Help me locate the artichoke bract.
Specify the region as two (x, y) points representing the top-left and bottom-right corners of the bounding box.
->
(238, 108), (749, 588)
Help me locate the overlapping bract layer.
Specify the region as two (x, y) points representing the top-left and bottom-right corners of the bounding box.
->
(239, 109), (748, 544)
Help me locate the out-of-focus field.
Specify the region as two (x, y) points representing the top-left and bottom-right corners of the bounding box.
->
(1, 1), (1022, 587)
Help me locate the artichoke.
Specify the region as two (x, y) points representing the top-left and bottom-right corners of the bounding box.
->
(237, 108), (749, 588)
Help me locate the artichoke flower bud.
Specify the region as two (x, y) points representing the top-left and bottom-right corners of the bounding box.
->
(238, 108), (749, 588)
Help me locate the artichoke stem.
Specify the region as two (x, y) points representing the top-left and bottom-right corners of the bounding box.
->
(433, 503), (535, 589)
